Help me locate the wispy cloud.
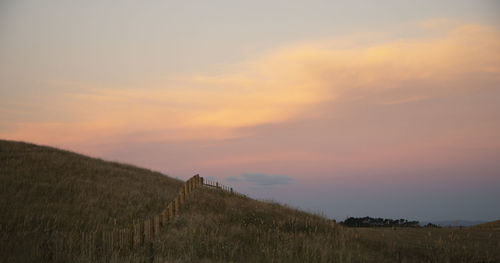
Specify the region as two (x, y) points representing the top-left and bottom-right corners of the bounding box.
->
(228, 172), (293, 186)
(1, 21), (499, 147)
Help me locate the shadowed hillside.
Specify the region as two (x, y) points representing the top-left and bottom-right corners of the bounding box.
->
(0, 140), (183, 232)
(1, 140), (498, 262)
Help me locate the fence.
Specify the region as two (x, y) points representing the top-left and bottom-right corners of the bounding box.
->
(203, 179), (247, 198)
(35, 174), (242, 260)
(204, 179), (233, 192)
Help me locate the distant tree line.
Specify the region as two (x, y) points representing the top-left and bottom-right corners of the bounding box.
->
(340, 216), (440, 228)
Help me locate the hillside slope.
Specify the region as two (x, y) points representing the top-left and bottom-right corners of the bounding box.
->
(473, 220), (500, 230)
(0, 140), (355, 262)
(0, 140), (183, 232)
(1, 140), (498, 263)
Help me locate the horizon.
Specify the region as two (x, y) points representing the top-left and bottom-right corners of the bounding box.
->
(4, 138), (495, 224)
(1, 0), (500, 222)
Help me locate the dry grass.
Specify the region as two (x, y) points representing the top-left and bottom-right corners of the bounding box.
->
(0, 140), (182, 261)
(103, 188), (499, 263)
(1, 139), (499, 262)
(0, 139), (183, 232)
(350, 227), (500, 262)
(147, 188), (364, 263)
(473, 220), (500, 230)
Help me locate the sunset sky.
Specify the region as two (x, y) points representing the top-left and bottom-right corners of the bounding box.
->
(1, 1), (499, 222)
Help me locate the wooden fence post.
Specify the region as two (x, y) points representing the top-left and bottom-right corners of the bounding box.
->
(128, 227), (134, 250)
(162, 209), (168, 226)
(114, 230), (119, 252)
(150, 218), (154, 240)
(86, 231), (90, 259)
(154, 216), (160, 237)
(180, 188), (185, 204)
(82, 231), (87, 258)
(139, 222), (144, 247)
(169, 203), (174, 220)
(116, 229), (121, 252)
(118, 230), (122, 251)
(108, 230), (112, 254)
(116, 229), (121, 251)
(133, 224), (138, 249)
(134, 222), (144, 248)
(144, 219), (150, 243)
(113, 230), (118, 253)
(101, 231), (106, 256)
(145, 220), (150, 243)
(174, 197), (179, 215)
(123, 228), (129, 250)
(92, 231), (97, 259)
(122, 229), (126, 251)
(110, 230), (114, 254)
(104, 231), (109, 256)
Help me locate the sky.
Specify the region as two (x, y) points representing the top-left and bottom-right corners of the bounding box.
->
(1, 0), (500, 222)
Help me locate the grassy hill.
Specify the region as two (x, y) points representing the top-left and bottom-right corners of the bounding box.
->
(1, 139), (499, 262)
(0, 140), (183, 232)
(473, 220), (500, 230)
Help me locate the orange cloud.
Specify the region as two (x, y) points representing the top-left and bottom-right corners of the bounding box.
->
(2, 21), (499, 147)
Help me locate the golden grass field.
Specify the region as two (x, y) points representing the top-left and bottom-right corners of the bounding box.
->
(1, 140), (499, 262)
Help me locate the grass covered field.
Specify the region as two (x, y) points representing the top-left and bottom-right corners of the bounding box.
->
(350, 225), (500, 262)
(1, 140), (498, 262)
